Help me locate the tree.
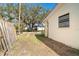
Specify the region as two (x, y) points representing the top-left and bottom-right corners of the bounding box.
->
(0, 3), (19, 32)
(19, 4), (51, 32)
(0, 3), (51, 32)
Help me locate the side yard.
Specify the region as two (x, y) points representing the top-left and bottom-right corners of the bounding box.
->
(5, 32), (58, 56)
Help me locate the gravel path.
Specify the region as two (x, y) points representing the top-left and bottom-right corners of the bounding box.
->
(5, 32), (58, 56)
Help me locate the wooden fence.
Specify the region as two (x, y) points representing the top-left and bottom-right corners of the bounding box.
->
(0, 20), (16, 52)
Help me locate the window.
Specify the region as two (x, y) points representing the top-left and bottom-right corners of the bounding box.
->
(58, 13), (69, 28)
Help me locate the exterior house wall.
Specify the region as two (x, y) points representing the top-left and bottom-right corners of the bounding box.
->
(47, 3), (79, 49)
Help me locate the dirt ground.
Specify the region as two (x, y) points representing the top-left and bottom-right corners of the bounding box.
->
(5, 32), (58, 56)
(35, 34), (79, 56)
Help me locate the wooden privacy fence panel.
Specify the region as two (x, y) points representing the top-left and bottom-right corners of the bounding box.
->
(0, 20), (16, 51)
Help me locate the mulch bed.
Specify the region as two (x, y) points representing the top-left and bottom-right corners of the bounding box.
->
(35, 34), (79, 56)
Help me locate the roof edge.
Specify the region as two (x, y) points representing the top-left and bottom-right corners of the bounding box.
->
(43, 3), (64, 22)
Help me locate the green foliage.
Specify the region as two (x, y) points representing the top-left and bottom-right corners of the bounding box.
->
(20, 4), (50, 31)
(0, 3), (19, 32)
(0, 3), (51, 32)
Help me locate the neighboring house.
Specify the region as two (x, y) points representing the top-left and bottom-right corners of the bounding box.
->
(37, 26), (44, 31)
(33, 22), (45, 31)
(44, 3), (79, 49)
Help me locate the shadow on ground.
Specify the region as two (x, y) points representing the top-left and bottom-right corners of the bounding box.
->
(35, 34), (79, 56)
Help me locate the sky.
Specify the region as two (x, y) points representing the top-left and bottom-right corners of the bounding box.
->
(26, 3), (57, 11)
(0, 3), (57, 11)
(39, 3), (57, 10)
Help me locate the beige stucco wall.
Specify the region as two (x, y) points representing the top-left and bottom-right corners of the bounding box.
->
(48, 3), (79, 49)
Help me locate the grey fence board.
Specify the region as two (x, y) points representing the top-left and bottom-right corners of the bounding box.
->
(0, 20), (16, 51)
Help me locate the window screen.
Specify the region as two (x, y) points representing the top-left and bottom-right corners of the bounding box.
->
(58, 13), (69, 28)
